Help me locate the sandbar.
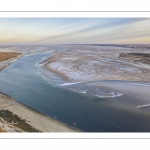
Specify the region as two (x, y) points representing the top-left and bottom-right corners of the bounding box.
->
(41, 48), (150, 84)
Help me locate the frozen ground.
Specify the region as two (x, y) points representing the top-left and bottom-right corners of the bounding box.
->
(42, 45), (150, 82)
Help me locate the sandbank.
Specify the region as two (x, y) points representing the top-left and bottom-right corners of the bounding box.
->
(41, 49), (150, 84)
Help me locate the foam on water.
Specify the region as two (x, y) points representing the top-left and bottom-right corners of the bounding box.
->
(59, 82), (84, 86)
(70, 88), (86, 94)
(92, 92), (123, 98)
(136, 104), (150, 108)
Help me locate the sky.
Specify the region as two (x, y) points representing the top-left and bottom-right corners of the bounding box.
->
(0, 18), (150, 45)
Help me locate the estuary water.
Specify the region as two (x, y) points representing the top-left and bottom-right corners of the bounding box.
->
(1, 52), (150, 132)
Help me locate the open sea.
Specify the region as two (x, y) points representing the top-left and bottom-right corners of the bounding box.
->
(1, 52), (150, 132)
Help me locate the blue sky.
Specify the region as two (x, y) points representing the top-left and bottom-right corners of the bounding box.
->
(0, 18), (150, 44)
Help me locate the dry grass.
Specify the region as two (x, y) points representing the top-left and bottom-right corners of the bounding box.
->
(0, 52), (21, 61)
(0, 127), (7, 132)
(119, 53), (150, 65)
(0, 109), (40, 132)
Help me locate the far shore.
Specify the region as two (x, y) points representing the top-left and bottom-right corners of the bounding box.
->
(41, 50), (150, 83)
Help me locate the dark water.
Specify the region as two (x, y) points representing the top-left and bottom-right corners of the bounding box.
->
(1, 53), (150, 132)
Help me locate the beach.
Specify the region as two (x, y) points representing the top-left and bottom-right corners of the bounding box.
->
(0, 92), (78, 132)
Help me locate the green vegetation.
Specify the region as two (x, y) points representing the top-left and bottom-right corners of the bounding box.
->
(0, 109), (40, 132)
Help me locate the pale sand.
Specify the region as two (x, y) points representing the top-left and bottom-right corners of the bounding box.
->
(0, 92), (78, 132)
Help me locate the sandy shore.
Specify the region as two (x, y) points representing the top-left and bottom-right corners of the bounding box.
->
(44, 63), (68, 82)
(0, 92), (78, 132)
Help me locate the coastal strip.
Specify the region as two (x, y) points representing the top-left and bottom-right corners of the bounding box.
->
(0, 92), (78, 132)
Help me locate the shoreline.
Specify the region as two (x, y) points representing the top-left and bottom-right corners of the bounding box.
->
(42, 62), (144, 85)
(44, 63), (69, 82)
(0, 89), (79, 132)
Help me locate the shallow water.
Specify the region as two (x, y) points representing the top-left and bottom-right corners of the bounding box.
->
(1, 52), (150, 132)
